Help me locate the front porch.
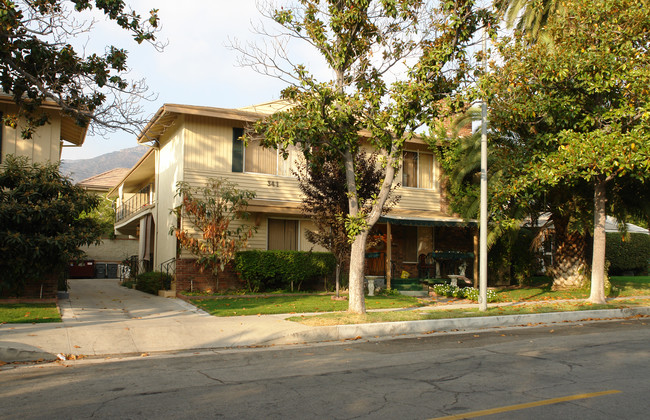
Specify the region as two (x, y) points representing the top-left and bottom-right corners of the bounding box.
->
(364, 212), (478, 292)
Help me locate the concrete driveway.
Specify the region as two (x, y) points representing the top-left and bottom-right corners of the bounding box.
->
(0, 279), (312, 361)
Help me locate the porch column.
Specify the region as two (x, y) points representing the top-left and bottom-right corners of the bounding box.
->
(473, 228), (479, 288)
(386, 222), (392, 289)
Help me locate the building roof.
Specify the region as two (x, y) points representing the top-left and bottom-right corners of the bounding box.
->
(136, 100), (427, 145)
(107, 148), (155, 197)
(0, 94), (88, 146)
(137, 103), (267, 144)
(77, 168), (132, 192)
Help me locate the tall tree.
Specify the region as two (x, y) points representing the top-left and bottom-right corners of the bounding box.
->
(240, 0), (493, 313)
(295, 150), (399, 298)
(482, 0), (650, 302)
(0, 155), (103, 296)
(172, 178), (257, 291)
(0, 0), (160, 138)
(494, 0), (560, 42)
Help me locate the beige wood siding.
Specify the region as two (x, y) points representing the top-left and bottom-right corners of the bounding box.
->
(1, 105), (61, 164)
(184, 115), (235, 172)
(179, 212), (266, 252)
(184, 168), (303, 204)
(154, 125), (184, 266)
(300, 220), (328, 252)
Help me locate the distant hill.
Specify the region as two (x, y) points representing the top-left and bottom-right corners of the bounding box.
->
(61, 146), (149, 183)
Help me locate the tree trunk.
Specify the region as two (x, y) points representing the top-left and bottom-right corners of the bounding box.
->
(335, 262), (340, 298)
(589, 178), (607, 304)
(550, 215), (588, 290)
(348, 231), (369, 314)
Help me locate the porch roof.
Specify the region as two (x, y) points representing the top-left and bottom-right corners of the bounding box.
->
(379, 210), (476, 227)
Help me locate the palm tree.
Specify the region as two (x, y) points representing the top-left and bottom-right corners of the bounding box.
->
(435, 109), (594, 289)
(495, 0), (561, 42)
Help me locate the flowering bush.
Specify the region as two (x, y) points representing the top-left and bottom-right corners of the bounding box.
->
(431, 284), (498, 302)
(461, 287), (498, 302)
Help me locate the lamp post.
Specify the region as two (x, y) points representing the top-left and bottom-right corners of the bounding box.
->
(479, 25), (488, 312)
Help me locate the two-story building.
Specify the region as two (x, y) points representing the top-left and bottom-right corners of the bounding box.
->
(0, 95), (87, 164)
(110, 101), (477, 292)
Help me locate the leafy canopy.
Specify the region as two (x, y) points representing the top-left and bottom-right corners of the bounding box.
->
(0, 155), (103, 294)
(0, 0), (160, 138)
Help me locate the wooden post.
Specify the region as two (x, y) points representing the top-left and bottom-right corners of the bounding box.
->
(473, 228), (479, 288)
(386, 222), (392, 289)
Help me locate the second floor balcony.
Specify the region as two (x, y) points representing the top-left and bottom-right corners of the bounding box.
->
(116, 184), (155, 223)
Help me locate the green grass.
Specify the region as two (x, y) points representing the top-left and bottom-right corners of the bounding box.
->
(289, 298), (650, 326)
(494, 276), (650, 302)
(191, 294), (424, 317)
(0, 303), (61, 323)
(191, 276), (650, 318)
(610, 276), (650, 297)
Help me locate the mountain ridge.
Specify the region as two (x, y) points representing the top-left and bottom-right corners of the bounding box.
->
(61, 145), (149, 183)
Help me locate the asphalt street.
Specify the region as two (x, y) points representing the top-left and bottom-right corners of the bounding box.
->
(1, 318), (649, 419)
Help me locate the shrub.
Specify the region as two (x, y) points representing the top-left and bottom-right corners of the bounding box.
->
(235, 250), (336, 292)
(135, 271), (173, 295)
(606, 233), (650, 275)
(432, 284), (498, 302)
(461, 287), (498, 303)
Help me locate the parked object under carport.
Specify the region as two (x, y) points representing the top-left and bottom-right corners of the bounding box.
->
(68, 260), (95, 278)
(95, 263), (107, 278)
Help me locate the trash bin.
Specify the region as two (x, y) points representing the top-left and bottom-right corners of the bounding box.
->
(95, 263), (107, 279)
(107, 264), (118, 278)
(69, 260), (95, 278)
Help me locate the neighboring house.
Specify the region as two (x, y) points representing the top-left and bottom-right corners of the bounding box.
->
(77, 168), (139, 278)
(0, 95), (87, 164)
(109, 101), (477, 292)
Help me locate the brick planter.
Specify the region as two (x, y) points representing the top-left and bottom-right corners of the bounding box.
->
(175, 259), (244, 292)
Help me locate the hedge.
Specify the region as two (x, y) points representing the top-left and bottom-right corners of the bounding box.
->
(135, 271), (173, 295)
(607, 233), (650, 275)
(235, 250), (336, 292)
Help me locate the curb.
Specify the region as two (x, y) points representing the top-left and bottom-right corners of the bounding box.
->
(0, 344), (57, 363)
(268, 306), (650, 345)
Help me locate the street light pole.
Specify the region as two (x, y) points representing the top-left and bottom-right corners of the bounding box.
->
(479, 25), (488, 312)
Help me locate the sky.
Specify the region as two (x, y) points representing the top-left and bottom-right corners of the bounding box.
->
(62, 0), (327, 160)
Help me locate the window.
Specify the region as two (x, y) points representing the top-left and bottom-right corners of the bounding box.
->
(245, 139), (277, 174)
(268, 219), (299, 250)
(402, 151), (434, 189)
(232, 127), (244, 172)
(231, 128), (300, 176)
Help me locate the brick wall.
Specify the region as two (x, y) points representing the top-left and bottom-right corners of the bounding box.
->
(1, 273), (59, 299)
(175, 259), (244, 292)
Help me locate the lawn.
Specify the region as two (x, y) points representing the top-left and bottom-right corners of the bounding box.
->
(494, 276), (650, 302)
(289, 298), (650, 326)
(191, 294), (424, 317)
(0, 303), (61, 323)
(191, 276), (650, 317)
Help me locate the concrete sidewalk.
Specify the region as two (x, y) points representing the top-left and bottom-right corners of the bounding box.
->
(2, 279), (649, 363)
